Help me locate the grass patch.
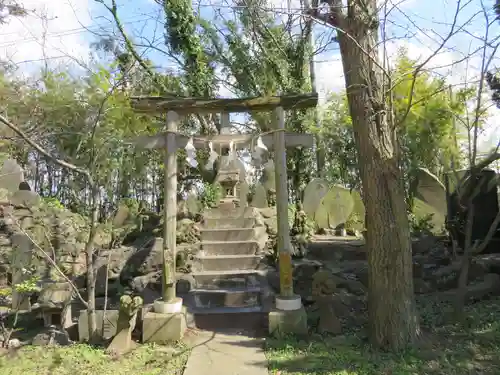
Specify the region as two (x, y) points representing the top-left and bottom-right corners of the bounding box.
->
(266, 296), (500, 374)
(0, 342), (190, 375)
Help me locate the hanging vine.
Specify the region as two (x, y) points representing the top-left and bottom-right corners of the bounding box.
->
(164, 0), (215, 97)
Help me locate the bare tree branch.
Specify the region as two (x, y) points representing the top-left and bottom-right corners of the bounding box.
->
(0, 114), (93, 185)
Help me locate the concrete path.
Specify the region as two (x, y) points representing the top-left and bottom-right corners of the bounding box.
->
(183, 330), (268, 375)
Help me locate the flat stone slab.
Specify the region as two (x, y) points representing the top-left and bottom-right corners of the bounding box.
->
(201, 228), (255, 242)
(204, 217), (255, 229)
(200, 240), (259, 256)
(193, 254), (262, 272)
(78, 310), (119, 342)
(190, 287), (262, 309)
(191, 269), (265, 290)
(183, 331), (268, 375)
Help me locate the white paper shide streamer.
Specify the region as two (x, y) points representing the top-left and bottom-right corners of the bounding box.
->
(206, 141), (219, 170)
(185, 137), (198, 168)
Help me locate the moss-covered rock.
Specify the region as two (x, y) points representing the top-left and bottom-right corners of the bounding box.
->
(0, 197), (95, 282)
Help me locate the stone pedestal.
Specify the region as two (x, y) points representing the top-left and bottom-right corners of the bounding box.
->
(268, 295), (308, 336)
(78, 310), (120, 342)
(142, 298), (187, 344)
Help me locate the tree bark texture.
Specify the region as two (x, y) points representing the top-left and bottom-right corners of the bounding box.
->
(336, 11), (420, 350)
(85, 186), (100, 342)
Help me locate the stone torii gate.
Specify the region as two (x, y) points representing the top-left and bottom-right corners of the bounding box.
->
(132, 93), (317, 339)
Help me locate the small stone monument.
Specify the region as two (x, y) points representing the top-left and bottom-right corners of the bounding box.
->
(238, 181), (250, 206)
(251, 183), (268, 208)
(106, 295), (143, 355)
(311, 270), (342, 335)
(10, 233), (33, 311)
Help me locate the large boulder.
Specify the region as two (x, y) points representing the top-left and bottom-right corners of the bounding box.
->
(0, 198), (102, 283)
(0, 196), (202, 292)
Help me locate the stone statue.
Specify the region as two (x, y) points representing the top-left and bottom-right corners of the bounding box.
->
(311, 270), (342, 335)
(106, 295), (143, 355)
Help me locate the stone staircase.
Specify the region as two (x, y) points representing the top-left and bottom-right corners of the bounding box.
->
(185, 202), (272, 331)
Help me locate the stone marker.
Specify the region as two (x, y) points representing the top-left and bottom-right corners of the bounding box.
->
(11, 233), (33, 311)
(251, 183), (268, 208)
(261, 160), (275, 192)
(312, 270), (342, 335)
(78, 309), (120, 342)
(238, 181), (250, 206)
(186, 193), (201, 216)
(106, 295), (143, 355)
(302, 178), (329, 219)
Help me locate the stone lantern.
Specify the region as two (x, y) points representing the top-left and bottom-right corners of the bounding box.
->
(215, 144), (245, 209)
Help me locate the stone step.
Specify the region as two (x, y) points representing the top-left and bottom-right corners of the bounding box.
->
(193, 255), (262, 272)
(187, 310), (269, 336)
(200, 240), (259, 256)
(191, 270), (266, 290)
(188, 305), (264, 314)
(204, 206), (255, 219)
(190, 286), (263, 309)
(200, 228), (255, 242)
(203, 217), (255, 229)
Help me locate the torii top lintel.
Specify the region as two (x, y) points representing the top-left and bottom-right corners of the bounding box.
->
(130, 93), (318, 114)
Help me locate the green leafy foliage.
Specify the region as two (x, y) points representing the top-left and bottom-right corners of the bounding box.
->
(198, 0), (315, 200)
(199, 182), (222, 208)
(344, 211), (364, 233)
(0, 342), (190, 374)
(266, 296), (500, 374)
(164, 0), (215, 96)
(0, 61), (177, 215)
(42, 197), (64, 210)
(408, 212), (435, 236)
(319, 50), (472, 209)
(0, 266), (40, 302)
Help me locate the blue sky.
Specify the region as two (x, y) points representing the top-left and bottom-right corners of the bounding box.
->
(0, 0), (498, 148)
(93, 0), (500, 109)
(2, 0), (498, 92)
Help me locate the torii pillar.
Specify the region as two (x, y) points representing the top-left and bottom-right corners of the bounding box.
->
(267, 106), (310, 336)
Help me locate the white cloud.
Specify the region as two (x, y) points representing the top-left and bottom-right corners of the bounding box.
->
(309, 28), (500, 152)
(0, 0), (92, 70)
(314, 55), (344, 102)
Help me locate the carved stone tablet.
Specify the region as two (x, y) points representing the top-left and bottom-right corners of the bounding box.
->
(251, 183), (268, 208)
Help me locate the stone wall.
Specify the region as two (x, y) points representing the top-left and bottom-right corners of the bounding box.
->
(0, 199), (93, 284)
(0, 199), (201, 303)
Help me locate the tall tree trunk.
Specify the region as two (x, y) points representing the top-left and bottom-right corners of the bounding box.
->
(313, 0), (420, 350)
(85, 185), (100, 342)
(47, 163), (53, 196)
(34, 156), (41, 194)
